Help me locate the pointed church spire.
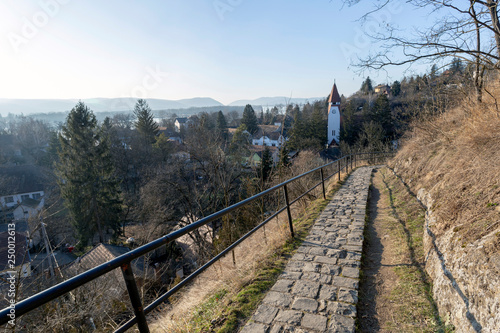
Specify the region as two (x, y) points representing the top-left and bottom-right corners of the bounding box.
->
(328, 83), (341, 105)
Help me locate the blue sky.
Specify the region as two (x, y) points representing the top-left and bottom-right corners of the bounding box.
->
(0, 1), (434, 105)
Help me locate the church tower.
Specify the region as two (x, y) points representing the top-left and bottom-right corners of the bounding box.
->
(327, 83), (341, 146)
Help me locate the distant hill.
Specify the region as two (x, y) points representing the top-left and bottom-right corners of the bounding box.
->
(0, 97), (224, 115)
(0, 96), (325, 116)
(228, 97), (324, 107)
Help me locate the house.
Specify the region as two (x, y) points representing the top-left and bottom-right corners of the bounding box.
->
(9, 198), (44, 221)
(0, 220), (40, 248)
(168, 136), (183, 144)
(0, 166), (45, 223)
(247, 145), (280, 167)
(252, 125), (287, 148)
(374, 84), (391, 95)
(157, 126), (183, 144)
(65, 243), (155, 297)
(0, 231), (31, 278)
(174, 117), (189, 132)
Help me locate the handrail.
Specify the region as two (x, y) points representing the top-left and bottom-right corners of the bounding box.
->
(0, 151), (394, 332)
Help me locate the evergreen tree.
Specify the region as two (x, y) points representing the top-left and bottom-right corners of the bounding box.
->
(391, 80), (401, 97)
(278, 145), (291, 168)
(229, 124), (251, 162)
(264, 109), (272, 125)
(215, 110), (228, 141)
(260, 147), (273, 181)
(57, 102), (122, 245)
(449, 57), (464, 74)
(370, 94), (393, 138)
(288, 107), (307, 150)
(340, 101), (358, 145)
(241, 104), (259, 134)
(134, 99), (159, 144)
(360, 77), (374, 94)
(309, 103), (327, 145)
(430, 64), (439, 79)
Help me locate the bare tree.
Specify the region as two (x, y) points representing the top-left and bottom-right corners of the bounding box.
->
(343, 0), (500, 100)
(138, 126), (243, 262)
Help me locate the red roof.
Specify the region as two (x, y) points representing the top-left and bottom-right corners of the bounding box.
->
(328, 83), (341, 105)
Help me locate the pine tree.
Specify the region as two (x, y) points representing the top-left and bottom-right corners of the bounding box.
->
(57, 102), (122, 245)
(449, 57), (464, 74)
(370, 94), (393, 138)
(278, 145), (291, 168)
(340, 101), (358, 145)
(215, 110), (228, 141)
(391, 80), (401, 96)
(134, 99), (159, 144)
(288, 107), (308, 150)
(309, 104), (327, 145)
(241, 104), (259, 134)
(260, 147), (273, 181)
(360, 77), (374, 94)
(229, 124), (251, 162)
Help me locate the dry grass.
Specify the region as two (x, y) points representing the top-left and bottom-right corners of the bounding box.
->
(147, 165), (354, 332)
(379, 167), (451, 332)
(390, 82), (500, 253)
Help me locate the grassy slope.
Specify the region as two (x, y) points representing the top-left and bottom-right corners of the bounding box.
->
(164, 178), (345, 333)
(389, 85), (500, 253)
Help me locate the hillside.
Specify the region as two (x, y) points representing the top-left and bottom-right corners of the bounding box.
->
(388, 84), (500, 331)
(228, 97), (322, 107)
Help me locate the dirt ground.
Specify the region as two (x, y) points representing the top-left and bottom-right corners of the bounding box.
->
(358, 167), (445, 333)
(358, 168), (405, 332)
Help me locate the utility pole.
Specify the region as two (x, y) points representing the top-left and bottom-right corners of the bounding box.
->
(40, 218), (55, 277)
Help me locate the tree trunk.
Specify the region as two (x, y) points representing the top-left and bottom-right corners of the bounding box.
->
(472, 1), (484, 102)
(487, 0), (500, 62)
(93, 196), (104, 243)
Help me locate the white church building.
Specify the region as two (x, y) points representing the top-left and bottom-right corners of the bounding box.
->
(327, 83), (341, 146)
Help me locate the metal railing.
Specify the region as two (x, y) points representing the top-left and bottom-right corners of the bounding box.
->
(0, 151), (394, 332)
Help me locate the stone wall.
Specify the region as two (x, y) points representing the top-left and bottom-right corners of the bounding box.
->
(392, 169), (500, 333)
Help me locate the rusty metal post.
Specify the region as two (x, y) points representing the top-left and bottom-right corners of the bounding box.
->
(320, 168), (326, 200)
(121, 263), (150, 333)
(283, 184), (294, 238)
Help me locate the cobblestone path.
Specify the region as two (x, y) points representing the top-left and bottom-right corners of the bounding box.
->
(241, 166), (374, 333)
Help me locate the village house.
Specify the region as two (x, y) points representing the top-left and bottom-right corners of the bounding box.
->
(65, 243), (156, 297)
(0, 166), (45, 222)
(251, 124), (287, 148)
(247, 145), (280, 167)
(174, 117), (188, 132)
(0, 231), (31, 278)
(374, 84), (391, 95)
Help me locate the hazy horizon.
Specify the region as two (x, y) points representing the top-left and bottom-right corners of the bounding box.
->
(0, 1), (435, 106)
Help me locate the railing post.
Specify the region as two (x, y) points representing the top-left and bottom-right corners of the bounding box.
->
(121, 263), (150, 333)
(337, 158), (341, 182)
(320, 168), (326, 200)
(351, 154), (353, 170)
(346, 156), (349, 173)
(283, 184), (294, 238)
(354, 153), (357, 168)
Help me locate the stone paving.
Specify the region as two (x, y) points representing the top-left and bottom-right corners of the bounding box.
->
(241, 166), (374, 333)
